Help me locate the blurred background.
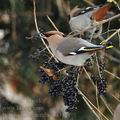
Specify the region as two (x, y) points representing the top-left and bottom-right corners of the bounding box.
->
(0, 0), (120, 120)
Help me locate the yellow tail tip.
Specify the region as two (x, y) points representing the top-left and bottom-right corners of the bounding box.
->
(107, 0), (117, 4)
(106, 45), (113, 49)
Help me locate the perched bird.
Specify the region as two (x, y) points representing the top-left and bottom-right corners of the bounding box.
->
(69, 3), (113, 39)
(43, 31), (108, 66)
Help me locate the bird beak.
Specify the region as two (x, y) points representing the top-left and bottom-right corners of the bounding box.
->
(40, 33), (47, 39)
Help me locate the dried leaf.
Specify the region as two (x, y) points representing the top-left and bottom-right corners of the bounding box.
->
(40, 66), (59, 80)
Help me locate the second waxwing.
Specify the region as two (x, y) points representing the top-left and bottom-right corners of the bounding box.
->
(69, 3), (112, 39)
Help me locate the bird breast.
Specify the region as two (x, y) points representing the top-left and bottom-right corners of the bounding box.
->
(55, 50), (92, 66)
(69, 15), (91, 32)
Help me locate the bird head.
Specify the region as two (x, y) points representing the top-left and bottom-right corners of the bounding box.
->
(42, 31), (65, 49)
(69, 6), (81, 18)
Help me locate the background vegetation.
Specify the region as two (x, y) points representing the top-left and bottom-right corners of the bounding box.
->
(0, 0), (120, 120)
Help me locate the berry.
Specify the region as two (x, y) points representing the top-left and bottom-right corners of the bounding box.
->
(97, 77), (107, 95)
(61, 67), (79, 111)
(49, 80), (62, 96)
(91, 75), (107, 95)
(40, 75), (50, 84)
(48, 66), (80, 112)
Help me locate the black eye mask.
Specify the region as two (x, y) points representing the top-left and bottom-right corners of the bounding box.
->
(72, 7), (95, 17)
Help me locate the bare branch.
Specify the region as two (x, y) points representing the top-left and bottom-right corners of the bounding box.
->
(104, 70), (120, 80)
(46, 15), (59, 31)
(100, 28), (120, 44)
(83, 67), (113, 115)
(33, 0), (58, 62)
(76, 88), (110, 120)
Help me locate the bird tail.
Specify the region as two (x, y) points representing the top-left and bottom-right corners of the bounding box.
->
(91, 1), (120, 21)
(80, 44), (113, 52)
(68, 45), (113, 56)
(106, 45), (113, 49)
(91, 3), (112, 21)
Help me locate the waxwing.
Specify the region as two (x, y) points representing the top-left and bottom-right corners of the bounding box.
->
(43, 31), (110, 66)
(69, 3), (112, 39)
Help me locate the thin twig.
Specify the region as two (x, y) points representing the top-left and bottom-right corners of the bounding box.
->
(91, 55), (120, 104)
(105, 53), (120, 64)
(118, 31), (120, 47)
(104, 70), (120, 80)
(75, 68), (102, 119)
(83, 0), (95, 7)
(101, 29), (117, 36)
(77, 89), (101, 120)
(99, 14), (120, 26)
(47, 15), (59, 31)
(107, 21), (111, 38)
(101, 28), (120, 44)
(83, 67), (113, 115)
(77, 88), (110, 120)
(33, 0), (58, 62)
(95, 82), (101, 120)
(109, 93), (120, 103)
(95, 54), (102, 79)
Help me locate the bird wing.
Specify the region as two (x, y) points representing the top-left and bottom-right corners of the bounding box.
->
(91, 4), (111, 21)
(56, 36), (104, 56)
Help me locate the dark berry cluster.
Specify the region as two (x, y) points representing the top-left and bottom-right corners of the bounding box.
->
(99, 61), (105, 74)
(62, 76), (78, 112)
(91, 75), (107, 95)
(49, 80), (62, 96)
(97, 77), (107, 95)
(39, 64), (80, 112)
(91, 59), (107, 95)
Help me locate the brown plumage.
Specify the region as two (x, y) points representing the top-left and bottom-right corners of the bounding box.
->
(92, 4), (111, 21)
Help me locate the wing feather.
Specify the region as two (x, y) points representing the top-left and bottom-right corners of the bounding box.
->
(56, 37), (101, 56)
